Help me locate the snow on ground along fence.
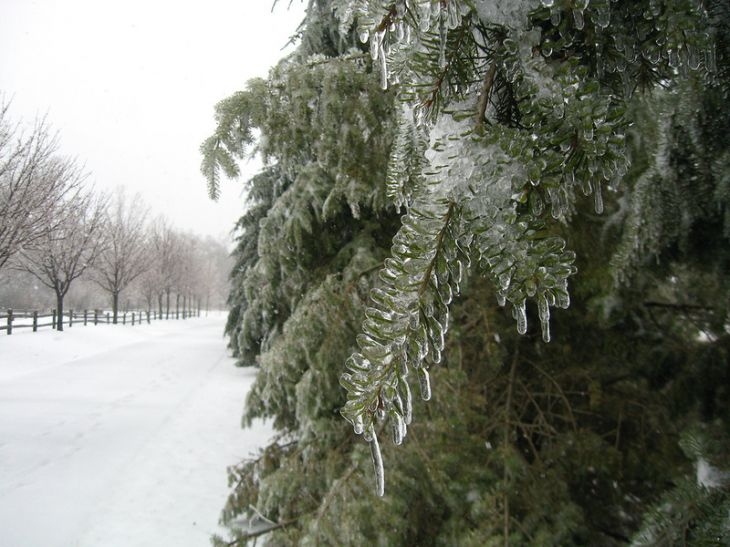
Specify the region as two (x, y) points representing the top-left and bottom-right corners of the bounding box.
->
(1, 307), (201, 335)
(0, 312), (273, 546)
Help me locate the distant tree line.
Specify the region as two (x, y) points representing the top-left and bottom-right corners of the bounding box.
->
(0, 100), (231, 330)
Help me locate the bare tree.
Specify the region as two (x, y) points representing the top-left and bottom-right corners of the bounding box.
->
(139, 218), (182, 318)
(92, 189), (149, 324)
(0, 102), (83, 270)
(14, 176), (107, 331)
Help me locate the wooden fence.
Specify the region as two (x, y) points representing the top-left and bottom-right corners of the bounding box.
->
(1, 307), (201, 335)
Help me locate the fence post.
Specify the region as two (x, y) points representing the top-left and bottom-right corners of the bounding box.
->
(83, 310), (88, 326)
(106, 312), (110, 324)
(52, 309), (57, 329)
(132, 312), (135, 326)
(6, 309), (12, 335)
(122, 312), (126, 325)
(147, 310), (151, 324)
(94, 309), (98, 326)
(33, 310), (38, 332)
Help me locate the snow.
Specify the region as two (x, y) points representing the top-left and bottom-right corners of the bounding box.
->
(697, 458), (730, 489)
(0, 313), (272, 546)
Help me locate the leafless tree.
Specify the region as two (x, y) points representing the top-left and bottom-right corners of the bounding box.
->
(14, 178), (107, 331)
(92, 189), (149, 323)
(141, 218), (183, 318)
(0, 102), (84, 270)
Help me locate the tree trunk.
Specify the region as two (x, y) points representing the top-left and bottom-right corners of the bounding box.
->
(165, 289), (171, 319)
(112, 291), (119, 324)
(56, 292), (65, 332)
(157, 293), (163, 319)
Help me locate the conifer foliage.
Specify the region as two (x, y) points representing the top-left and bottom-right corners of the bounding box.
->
(203, 0), (729, 544)
(339, 0), (712, 490)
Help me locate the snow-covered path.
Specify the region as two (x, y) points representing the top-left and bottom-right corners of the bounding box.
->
(0, 315), (271, 547)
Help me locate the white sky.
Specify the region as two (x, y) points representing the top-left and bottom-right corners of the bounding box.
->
(0, 0), (306, 241)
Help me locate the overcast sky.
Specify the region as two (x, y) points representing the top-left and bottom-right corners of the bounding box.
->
(0, 0), (306, 241)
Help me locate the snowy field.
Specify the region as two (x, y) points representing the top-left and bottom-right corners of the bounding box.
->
(0, 313), (272, 547)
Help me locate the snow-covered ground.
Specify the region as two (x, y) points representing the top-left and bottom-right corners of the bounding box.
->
(0, 313), (271, 547)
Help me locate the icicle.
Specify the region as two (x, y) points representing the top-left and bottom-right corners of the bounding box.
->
(403, 378), (413, 424)
(380, 46), (389, 90)
(391, 413), (405, 445)
(370, 431), (385, 496)
(496, 291), (506, 307)
(537, 293), (551, 343)
(593, 181), (603, 214)
(446, 0), (460, 29)
(419, 2), (431, 31)
(438, 8), (448, 69)
(540, 316), (551, 342)
(417, 367), (432, 401)
(370, 31), (381, 61)
(515, 299), (528, 335)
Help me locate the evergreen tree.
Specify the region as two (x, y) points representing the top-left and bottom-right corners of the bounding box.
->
(203, 0), (728, 544)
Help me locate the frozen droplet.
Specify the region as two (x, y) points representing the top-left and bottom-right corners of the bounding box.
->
(551, 9), (561, 26)
(370, 432), (385, 496)
(542, 39), (553, 57)
(581, 178), (593, 196)
(575, 0), (590, 8)
(541, 0), (555, 7)
(419, 2), (431, 31)
(668, 49), (679, 68)
(593, 7), (610, 28)
(499, 272), (511, 290)
(396, 21), (405, 42)
(353, 414), (364, 435)
(515, 299), (527, 335)
(418, 367), (431, 401)
(706, 44), (717, 72)
(687, 45), (701, 70)
(496, 291), (506, 307)
(359, 29), (370, 44)
(593, 181), (604, 213)
(573, 9), (585, 30)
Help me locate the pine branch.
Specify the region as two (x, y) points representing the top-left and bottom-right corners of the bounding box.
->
(475, 60), (498, 131)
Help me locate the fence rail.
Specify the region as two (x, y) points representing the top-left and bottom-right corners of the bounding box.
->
(1, 307), (201, 335)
